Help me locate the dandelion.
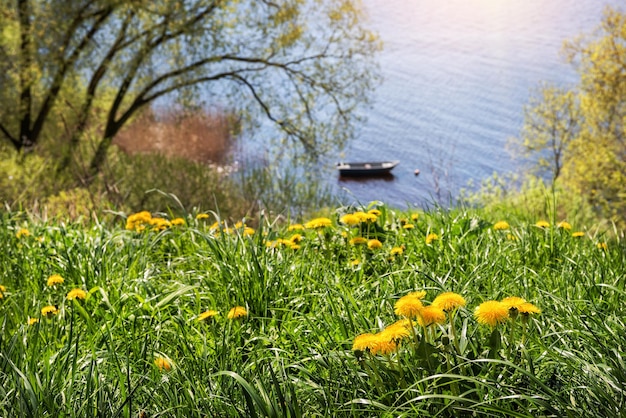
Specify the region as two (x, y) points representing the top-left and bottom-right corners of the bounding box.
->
(572, 231), (585, 238)
(394, 291), (426, 318)
(126, 211), (152, 231)
(150, 217), (171, 231)
(352, 333), (377, 352)
(16, 228), (31, 238)
(28, 317), (39, 326)
(171, 217), (185, 226)
(354, 211), (377, 223)
(41, 305), (59, 318)
(368, 209), (382, 217)
(535, 220), (550, 228)
(154, 356), (172, 371)
(350, 259), (361, 267)
(518, 302), (541, 316)
(0, 284), (5, 298)
(66, 288), (87, 301)
(304, 217), (332, 229)
(501, 296), (526, 310)
(369, 334), (398, 355)
(196, 213), (209, 220)
(47, 274), (64, 287)
(390, 246), (404, 256)
(557, 221), (572, 230)
(597, 242), (608, 251)
(288, 224), (304, 231)
(198, 309), (219, 321)
(417, 306), (446, 327)
(289, 244), (301, 250)
(432, 292), (466, 312)
(506, 234), (517, 241)
(426, 233), (439, 244)
(411, 213), (419, 221)
(382, 319), (412, 342)
(402, 223), (415, 230)
(474, 301), (509, 327)
(367, 239), (383, 250)
(243, 227), (255, 236)
(340, 213), (360, 226)
(493, 221), (510, 230)
(227, 306), (248, 319)
(289, 234), (303, 243)
(349, 237), (367, 245)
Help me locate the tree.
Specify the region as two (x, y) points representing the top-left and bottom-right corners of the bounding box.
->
(0, 0), (381, 179)
(512, 84), (580, 182)
(512, 7), (626, 223)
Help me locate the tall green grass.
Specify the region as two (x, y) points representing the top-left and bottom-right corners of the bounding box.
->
(0, 206), (624, 417)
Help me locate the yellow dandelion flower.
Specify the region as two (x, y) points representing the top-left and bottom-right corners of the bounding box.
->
(535, 220), (550, 228)
(149, 217), (171, 231)
(126, 211), (152, 231)
(196, 213), (210, 220)
(289, 234), (303, 243)
(380, 319), (412, 341)
(557, 221), (572, 230)
(0, 284), (6, 298)
(66, 288), (87, 301)
(28, 317), (39, 326)
(411, 213), (420, 221)
(390, 246), (404, 256)
(243, 227), (255, 236)
(47, 274), (64, 287)
(340, 213), (360, 226)
(369, 334), (398, 355)
(417, 306), (446, 327)
(289, 244), (301, 250)
(352, 333), (377, 352)
(354, 211), (377, 223)
(402, 223), (415, 230)
(16, 228), (31, 238)
(349, 237), (367, 245)
(493, 221), (510, 231)
(501, 296), (526, 310)
(506, 234), (517, 241)
(198, 309), (219, 321)
(304, 217), (332, 229)
(154, 356), (172, 371)
(367, 239), (383, 250)
(41, 305), (59, 318)
(432, 292), (466, 312)
(426, 233), (439, 244)
(350, 259), (361, 267)
(597, 242), (608, 250)
(474, 301), (509, 327)
(288, 224), (304, 231)
(518, 302), (541, 315)
(572, 231), (585, 238)
(368, 209), (382, 216)
(227, 306), (248, 319)
(171, 217), (185, 226)
(394, 291), (426, 318)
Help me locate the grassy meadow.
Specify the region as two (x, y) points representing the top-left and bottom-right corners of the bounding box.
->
(0, 205), (625, 417)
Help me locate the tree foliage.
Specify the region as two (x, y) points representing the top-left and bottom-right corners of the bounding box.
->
(512, 7), (626, 225)
(0, 0), (381, 178)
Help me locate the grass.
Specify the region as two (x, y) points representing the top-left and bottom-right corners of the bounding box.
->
(0, 206), (624, 417)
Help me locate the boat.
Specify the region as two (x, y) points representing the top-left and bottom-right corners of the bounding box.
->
(336, 160), (400, 176)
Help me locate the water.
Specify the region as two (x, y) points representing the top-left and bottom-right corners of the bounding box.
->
(330, 0), (623, 209)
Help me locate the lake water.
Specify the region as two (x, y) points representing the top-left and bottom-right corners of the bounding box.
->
(329, 0), (623, 209)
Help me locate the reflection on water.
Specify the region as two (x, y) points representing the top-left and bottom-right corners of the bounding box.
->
(338, 173), (396, 183)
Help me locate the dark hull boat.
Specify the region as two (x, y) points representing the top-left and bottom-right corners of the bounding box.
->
(336, 160), (400, 176)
